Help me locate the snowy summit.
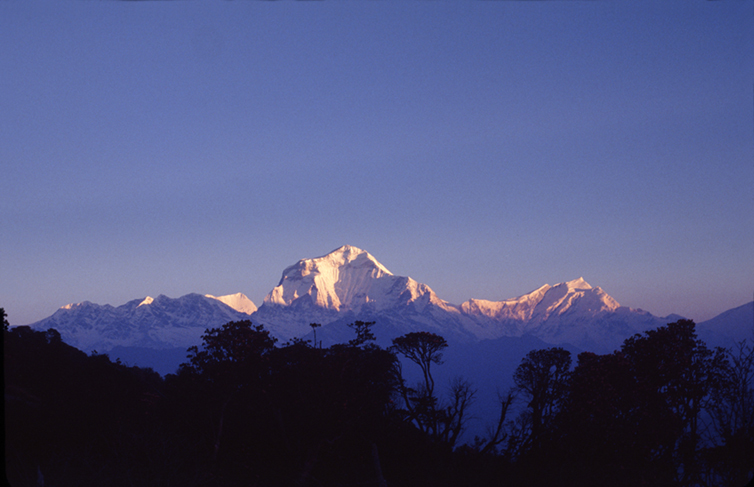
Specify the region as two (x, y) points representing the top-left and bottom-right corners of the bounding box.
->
(265, 245), (393, 310)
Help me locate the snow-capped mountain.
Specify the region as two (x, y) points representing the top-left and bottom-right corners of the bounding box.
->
(457, 277), (683, 351)
(29, 293), (256, 353)
(252, 245), (472, 341)
(28, 245), (688, 360)
(205, 292), (258, 315)
(697, 301), (754, 348)
(252, 245), (679, 352)
(21, 245), (749, 438)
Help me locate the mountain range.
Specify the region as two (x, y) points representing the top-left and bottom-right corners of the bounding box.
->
(250, 245), (689, 353)
(30, 292), (257, 353)
(28, 245), (753, 373)
(23, 245), (753, 441)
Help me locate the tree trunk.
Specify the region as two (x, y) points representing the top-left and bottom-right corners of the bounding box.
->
(372, 443), (388, 487)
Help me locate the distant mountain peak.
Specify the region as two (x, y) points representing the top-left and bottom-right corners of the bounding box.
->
(60, 301), (97, 310)
(317, 245), (393, 276)
(206, 293), (257, 314)
(30, 293), (257, 353)
(458, 277), (623, 344)
(263, 245), (394, 310)
(532, 278), (619, 318)
(563, 277), (592, 291)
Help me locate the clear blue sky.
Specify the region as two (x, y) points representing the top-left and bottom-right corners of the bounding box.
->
(2, 1), (753, 326)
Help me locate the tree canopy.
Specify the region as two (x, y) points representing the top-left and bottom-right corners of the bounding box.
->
(5, 317), (752, 486)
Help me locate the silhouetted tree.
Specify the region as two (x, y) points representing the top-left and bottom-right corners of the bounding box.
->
(347, 320), (377, 347)
(391, 332), (476, 448)
(438, 377), (476, 447)
(621, 319), (727, 485)
(25, 313), (747, 486)
(170, 319), (403, 485)
(472, 391), (516, 456)
(555, 320), (731, 486)
(267, 322), (398, 485)
(392, 331), (448, 399)
(706, 340), (754, 486)
(183, 320), (277, 381)
(512, 347), (571, 454)
(5, 325), (169, 487)
(562, 350), (659, 486)
(180, 320), (277, 469)
(309, 322), (321, 348)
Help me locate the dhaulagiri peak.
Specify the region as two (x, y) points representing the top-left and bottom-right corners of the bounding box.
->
(264, 245), (397, 310)
(309, 245), (393, 277)
(564, 277), (591, 290)
(275, 245), (393, 286)
(264, 245), (610, 312)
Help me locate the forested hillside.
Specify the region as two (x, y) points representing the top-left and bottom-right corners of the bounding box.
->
(4, 307), (753, 487)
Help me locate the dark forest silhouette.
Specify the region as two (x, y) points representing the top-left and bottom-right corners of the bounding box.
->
(4, 306), (753, 486)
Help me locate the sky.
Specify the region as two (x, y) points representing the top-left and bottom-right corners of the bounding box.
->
(2, 1), (753, 327)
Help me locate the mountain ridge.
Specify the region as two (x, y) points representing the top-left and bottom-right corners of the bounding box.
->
(28, 245), (747, 358)
(30, 293), (256, 353)
(251, 246), (680, 351)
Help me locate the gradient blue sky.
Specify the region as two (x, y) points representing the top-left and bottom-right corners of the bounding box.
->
(2, 1), (753, 327)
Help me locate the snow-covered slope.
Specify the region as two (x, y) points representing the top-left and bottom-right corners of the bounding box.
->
(264, 245), (392, 310)
(206, 292), (258, 314)
(697, 301), (754, 348)
(29, 293), (256, 353)
(457, 277), (678, 351)
(252, 245), (472, 341)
